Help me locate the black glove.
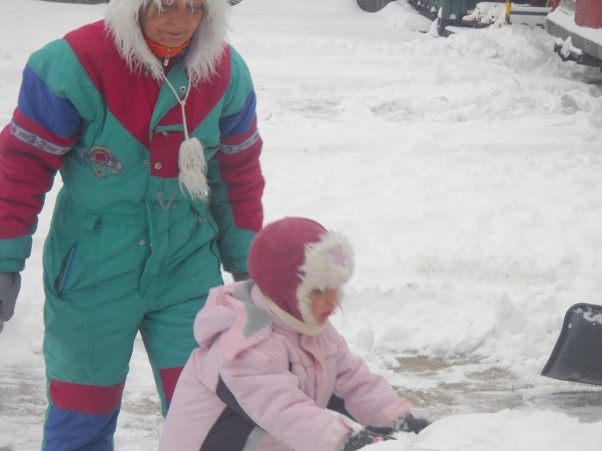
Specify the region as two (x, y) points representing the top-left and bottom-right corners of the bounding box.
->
(232, 272), (250, 282)
(0, 272), (21, 333)
(395, 414), (430, 434)
(342, 428), (395, 451)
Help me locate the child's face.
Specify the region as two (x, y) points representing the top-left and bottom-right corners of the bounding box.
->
(309, 288), (339, 325)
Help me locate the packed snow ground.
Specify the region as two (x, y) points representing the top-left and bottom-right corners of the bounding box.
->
(1, 0), (602, 450)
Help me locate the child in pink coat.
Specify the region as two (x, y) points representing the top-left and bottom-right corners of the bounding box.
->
(160, 217), (429, 450)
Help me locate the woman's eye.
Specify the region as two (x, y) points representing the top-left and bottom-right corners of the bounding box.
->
(188, 3), (204, 13)
(311, 288), (324, 296)
(160, 0), (176, 9)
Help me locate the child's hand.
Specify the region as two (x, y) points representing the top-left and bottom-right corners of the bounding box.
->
(341, 428), (395, 450)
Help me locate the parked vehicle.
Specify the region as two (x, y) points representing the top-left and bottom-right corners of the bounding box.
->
(545, 0), (602, 68)
(408, 1), (554, 35)
(462, 1), (554, 29)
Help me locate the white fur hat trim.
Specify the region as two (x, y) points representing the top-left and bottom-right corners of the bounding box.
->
(296, 231), (354, 325)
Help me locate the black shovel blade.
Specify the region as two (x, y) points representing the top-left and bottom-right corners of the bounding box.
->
(357, 0), (395, 13)
(541, 303), (602, 386)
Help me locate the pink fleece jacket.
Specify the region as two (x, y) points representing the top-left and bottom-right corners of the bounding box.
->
(159, 281), (412, 451)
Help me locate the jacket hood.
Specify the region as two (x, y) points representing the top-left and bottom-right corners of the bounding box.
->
(105, 0), (229, 85)
(194, 281), (274, 360)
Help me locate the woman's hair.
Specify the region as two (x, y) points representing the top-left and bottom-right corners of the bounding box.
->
(145, 0), (206, 15)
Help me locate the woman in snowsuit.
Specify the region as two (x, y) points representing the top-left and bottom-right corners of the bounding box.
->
(0, 0), (264, 449)
(160, 217), (429, 450)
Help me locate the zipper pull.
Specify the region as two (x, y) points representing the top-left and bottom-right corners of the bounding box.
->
(163, 48), (172, 67)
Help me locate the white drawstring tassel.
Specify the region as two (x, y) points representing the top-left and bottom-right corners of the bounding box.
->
(178, 135), (209, 201)
(163, 74), (210, 202)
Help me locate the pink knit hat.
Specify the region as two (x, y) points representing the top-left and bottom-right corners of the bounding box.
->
(248, 217), (354, 325)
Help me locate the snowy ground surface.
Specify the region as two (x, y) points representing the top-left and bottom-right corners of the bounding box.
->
(1, 0), (602, 450)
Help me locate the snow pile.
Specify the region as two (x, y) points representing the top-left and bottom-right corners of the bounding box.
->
(371, 410), (601, 451)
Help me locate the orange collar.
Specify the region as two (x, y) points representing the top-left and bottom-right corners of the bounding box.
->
(145, 38), (190, 59)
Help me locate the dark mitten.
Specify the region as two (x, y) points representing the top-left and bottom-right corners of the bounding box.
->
(0, 272), (21, 333)
(395, 414), (430, 434)
(232, 272), (250, 282)
(342, 428), (395, 451)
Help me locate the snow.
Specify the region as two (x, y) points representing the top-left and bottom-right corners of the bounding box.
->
(1, 0), (602, 450)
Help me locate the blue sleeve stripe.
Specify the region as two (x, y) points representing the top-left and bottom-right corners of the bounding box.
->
(18, 65), (82, 138)
(219, 91), (257, 137)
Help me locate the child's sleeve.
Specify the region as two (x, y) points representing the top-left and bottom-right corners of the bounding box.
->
(332, 333), (413, 428)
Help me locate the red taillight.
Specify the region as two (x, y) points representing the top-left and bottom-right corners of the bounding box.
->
(575, 0), (602, 28)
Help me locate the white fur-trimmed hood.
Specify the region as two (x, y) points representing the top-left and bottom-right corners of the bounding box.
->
(104, 0), (229, 85)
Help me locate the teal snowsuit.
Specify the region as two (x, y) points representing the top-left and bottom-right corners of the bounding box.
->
(0, 10), (264, 450)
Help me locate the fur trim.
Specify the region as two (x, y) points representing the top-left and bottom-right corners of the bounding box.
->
(296, 231), (354, 325)
(105, 0), (229, 85)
